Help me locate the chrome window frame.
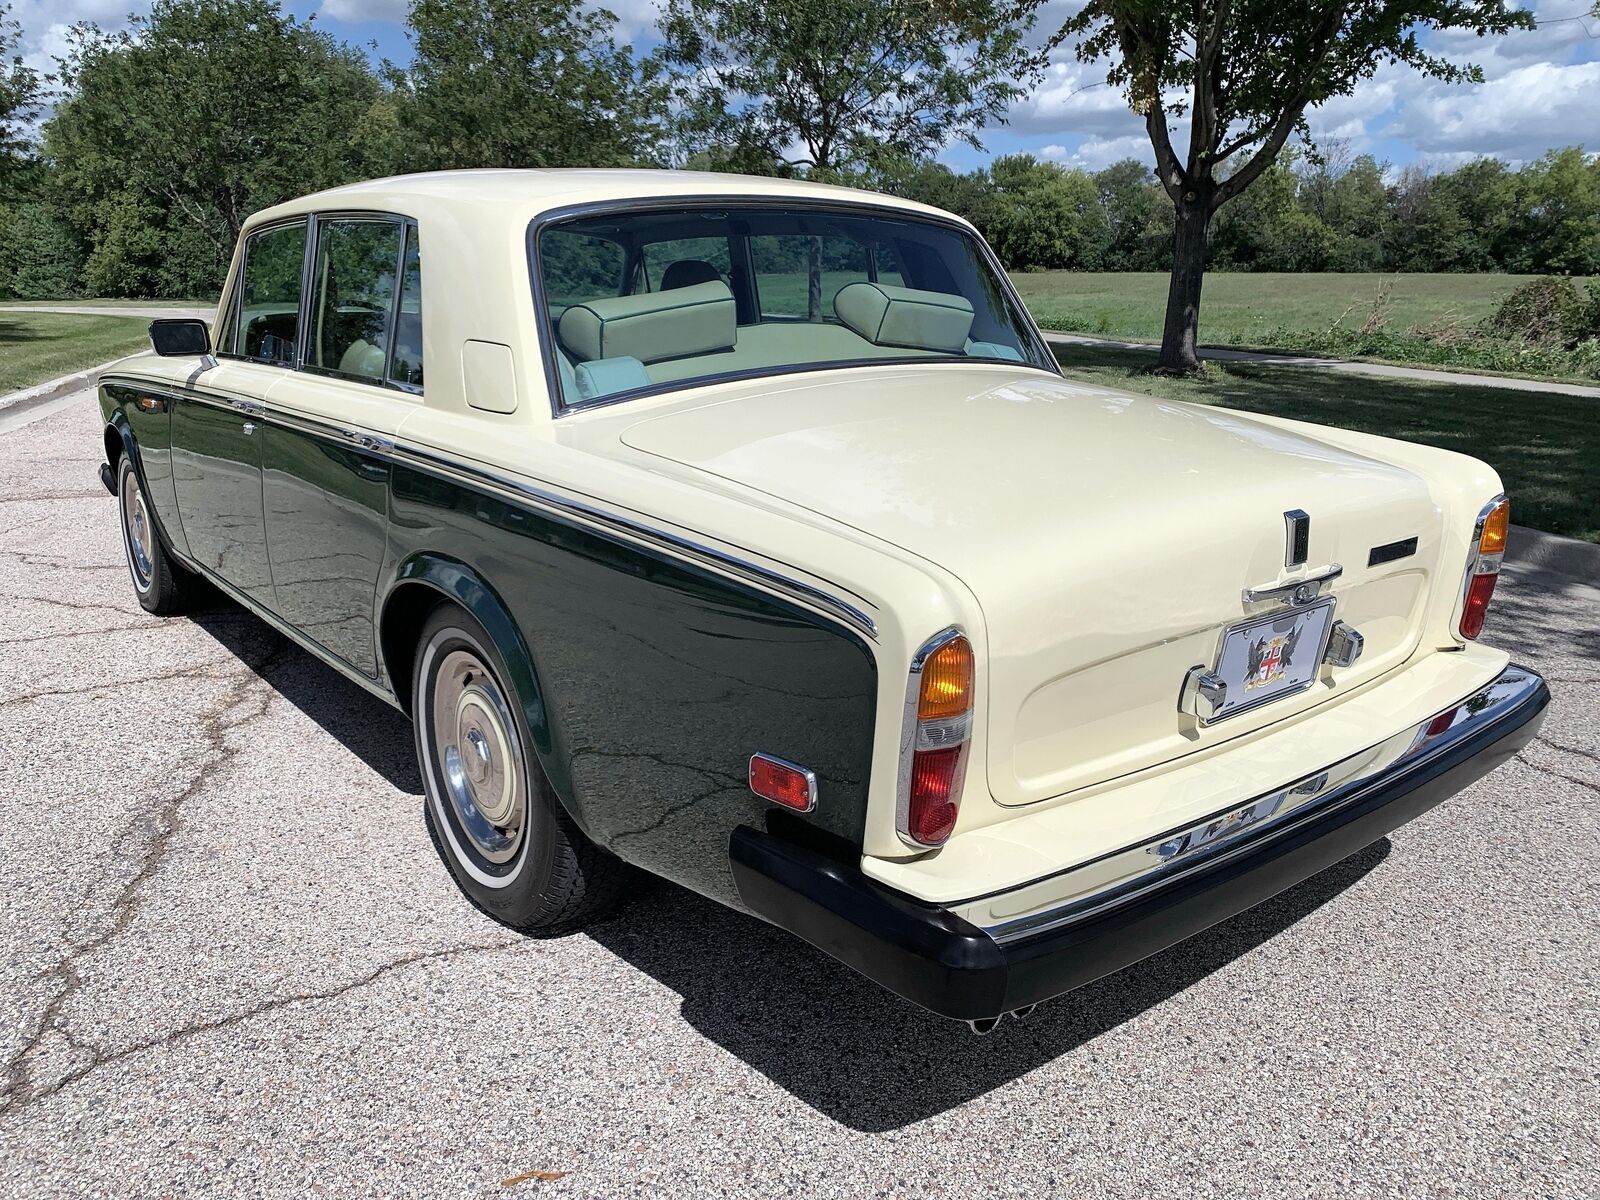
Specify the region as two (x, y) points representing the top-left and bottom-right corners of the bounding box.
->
(216, 215), (311, 368)
(525, 195), (1063, 418)
(216, 209), (424, 398)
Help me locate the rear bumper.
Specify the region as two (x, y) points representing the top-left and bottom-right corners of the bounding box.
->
(729, 663), (1549, 1021)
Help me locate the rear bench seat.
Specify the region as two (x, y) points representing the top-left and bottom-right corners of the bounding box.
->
(554, 278), (1017, 402)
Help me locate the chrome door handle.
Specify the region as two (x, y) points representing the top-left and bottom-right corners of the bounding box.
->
(232, 399), (266, 417)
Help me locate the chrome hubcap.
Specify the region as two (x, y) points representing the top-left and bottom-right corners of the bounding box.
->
(432, 648), (525, 864)
(120, 470), (154, 590)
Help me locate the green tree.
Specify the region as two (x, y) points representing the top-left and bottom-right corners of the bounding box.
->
(0, 2), (40, 196)
(661, 0), (1037, 176)
(1511, 147), (1600, 275)
(985, 154), (1109, 269)
(46, 0), (387, 296)
(1026, 0), (1533, 371)
(1094, 158), (1169, 270)
(390, 0), (669, 170)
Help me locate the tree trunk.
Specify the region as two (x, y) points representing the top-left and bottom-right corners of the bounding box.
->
(1157, 197), (1212, 374)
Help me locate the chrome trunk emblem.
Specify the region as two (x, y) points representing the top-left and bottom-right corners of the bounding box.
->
(1284, 509), (1310, 568)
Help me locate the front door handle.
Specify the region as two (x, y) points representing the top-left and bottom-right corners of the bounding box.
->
(232, 399), (266, 417)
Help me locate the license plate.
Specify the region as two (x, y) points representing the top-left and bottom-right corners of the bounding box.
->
(1205, 598), (1336, 723)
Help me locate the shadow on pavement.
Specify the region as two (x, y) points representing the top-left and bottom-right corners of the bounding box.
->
(187, 600), (422, 794)
(588, 839), (1390, 1132)
(183, 592), (1393, 1132)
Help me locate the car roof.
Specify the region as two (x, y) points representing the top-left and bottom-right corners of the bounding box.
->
(246, 168), (958, 232)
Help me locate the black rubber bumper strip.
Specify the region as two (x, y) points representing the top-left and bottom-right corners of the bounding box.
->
(729, 664), (1550, 1022)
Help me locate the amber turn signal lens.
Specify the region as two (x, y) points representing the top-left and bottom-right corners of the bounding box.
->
(917, 636), (974, 721)
(1479, 499), (1509, 556)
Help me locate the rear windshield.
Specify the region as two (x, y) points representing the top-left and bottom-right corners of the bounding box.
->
(533, 204), (1054, 409)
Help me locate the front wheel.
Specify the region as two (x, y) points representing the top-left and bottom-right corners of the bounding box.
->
(413, 603), (632, 933)
(116, 456), (192, 615)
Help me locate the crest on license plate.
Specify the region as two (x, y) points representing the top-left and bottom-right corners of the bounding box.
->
(1245, 623), (1304, 690)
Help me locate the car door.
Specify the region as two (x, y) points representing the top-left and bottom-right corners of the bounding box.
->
(261, 214), (422, 677)
(170, 218), (308, 610)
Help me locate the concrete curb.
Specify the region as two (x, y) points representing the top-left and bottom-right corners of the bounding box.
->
(0, 363), (113, 420)
(1506, 524), (1600, 589)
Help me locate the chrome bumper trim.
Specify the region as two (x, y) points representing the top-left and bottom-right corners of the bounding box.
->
(978, 664), (1546, 943)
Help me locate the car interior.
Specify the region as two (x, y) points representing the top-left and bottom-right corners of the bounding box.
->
(538, 207), (1044, 405)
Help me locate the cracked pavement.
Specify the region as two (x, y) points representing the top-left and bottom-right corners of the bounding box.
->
(1, 391), (1596, 1199)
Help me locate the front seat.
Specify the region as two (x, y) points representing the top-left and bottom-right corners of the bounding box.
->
(660, 259), (722, 290)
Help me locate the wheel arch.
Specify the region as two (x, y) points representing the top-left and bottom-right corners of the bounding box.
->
(378, 552), (575, 815)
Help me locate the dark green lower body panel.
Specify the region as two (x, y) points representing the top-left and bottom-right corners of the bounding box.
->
(385, 466), (879, 908)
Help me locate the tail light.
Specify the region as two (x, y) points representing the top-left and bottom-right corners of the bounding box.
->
(1458, 495), (1509, 641)
(897, 629), (974, 848)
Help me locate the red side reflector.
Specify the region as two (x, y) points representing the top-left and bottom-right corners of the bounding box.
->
(749, 754), (816, 812)
(1459, 571), (1498, 640)
(906, 745), (965, 845)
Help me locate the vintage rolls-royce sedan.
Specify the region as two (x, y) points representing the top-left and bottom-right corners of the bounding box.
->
(99, 170), (1548, 1030)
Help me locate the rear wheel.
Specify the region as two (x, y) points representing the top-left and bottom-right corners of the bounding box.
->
(117, 457), (192, 615)
(412, 603), (632, 933)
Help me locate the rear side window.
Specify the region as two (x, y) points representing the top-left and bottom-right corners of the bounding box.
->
(307, 218), (404, 382)
(235, 221), (307, 365)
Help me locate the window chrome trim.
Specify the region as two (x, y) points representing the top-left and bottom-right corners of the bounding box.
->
(525, 194), (1063, 419)
(216, 214), (311, 367)
(99, 373), (878, 642)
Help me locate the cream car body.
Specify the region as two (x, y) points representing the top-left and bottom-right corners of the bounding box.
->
(98, 170), (1548, 1025)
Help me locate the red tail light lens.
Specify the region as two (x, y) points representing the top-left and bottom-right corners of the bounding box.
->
(748, 754), (817, 812)
(899, 631), (974, 849)
(906, 746), (965, 845)
(1458, 496), (1508, 641)
(1459, 572), (1498, 640)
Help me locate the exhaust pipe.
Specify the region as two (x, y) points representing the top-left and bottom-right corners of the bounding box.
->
(966, 1016), (1001, 1035)
(1009, 1003), (1037, 1021)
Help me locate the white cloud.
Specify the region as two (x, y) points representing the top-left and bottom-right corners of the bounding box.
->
(1391, 59), (1600, 161)
(1047, 133), (1152, 172)
(319, 0), (409, 22)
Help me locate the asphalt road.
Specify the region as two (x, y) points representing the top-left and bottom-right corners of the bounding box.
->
(1, 391), (1596, 1199)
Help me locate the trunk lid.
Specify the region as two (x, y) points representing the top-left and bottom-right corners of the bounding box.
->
(617, 366), (1444, 804)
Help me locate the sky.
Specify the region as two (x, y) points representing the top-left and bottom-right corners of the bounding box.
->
(9, 0), (1598, 176)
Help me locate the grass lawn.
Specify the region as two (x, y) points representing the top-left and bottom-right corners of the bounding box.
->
(0, 311), (151, 394)
(1008, 271), (1565, 344)
(1054, 344), (1599, 544)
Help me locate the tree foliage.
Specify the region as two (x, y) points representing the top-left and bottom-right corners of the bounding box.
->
(46, 0), (388, 296)
(1017, 0), (1536, 370)
(0, 2), (40, 196)
(661, 0), (1037, 175)
(388, 0), (669, 171)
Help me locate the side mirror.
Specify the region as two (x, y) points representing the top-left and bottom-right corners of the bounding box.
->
(149, 318), (213, 358)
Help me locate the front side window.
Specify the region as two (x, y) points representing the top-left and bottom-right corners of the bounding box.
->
(308, 218), (404, 382)
(235, 220), (307, 365)
(535, 205), (1051, 408)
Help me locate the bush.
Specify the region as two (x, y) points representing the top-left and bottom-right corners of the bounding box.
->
(1483, 276), (1586, 346)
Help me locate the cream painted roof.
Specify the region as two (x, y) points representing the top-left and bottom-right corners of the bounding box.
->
(246, 168), (958, 233)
